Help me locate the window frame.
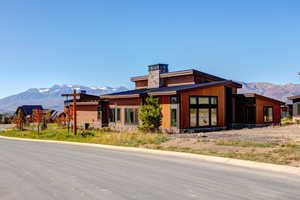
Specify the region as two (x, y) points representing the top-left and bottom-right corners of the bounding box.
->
(124, 108), (139, 125)
(189, 96), (218, 128)
(263, 106), (273, 123)
(170, 95), (180, 128)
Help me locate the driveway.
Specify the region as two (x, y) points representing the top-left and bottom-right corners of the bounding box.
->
(0, 138), (299, 200)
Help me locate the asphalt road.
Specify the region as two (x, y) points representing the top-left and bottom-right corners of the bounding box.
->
(0, 138), (300, 200)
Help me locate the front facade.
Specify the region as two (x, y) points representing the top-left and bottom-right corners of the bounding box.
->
(93, 64), (284, 133)
(64, 64), (284, 133)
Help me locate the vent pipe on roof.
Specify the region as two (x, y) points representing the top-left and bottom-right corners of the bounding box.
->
(147, 64), (168, 89)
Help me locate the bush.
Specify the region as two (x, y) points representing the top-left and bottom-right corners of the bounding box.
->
(138, 96), (162, 132)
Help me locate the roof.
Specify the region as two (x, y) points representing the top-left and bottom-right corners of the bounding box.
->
(238, 93), (285, 105)
(130, 69), (226, 82)
(17, 105), (44, 116)
(287, 95), (300, 100)
(101, 80), (237, 99)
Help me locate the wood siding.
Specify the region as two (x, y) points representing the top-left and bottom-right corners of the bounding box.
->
(159, 96), (171, 129)
(179, 86), (226, 129)
(256, 97), (281, 124)
(108, 98), (141, 106)
(135, 80), (148, 88)
(164, 75), (195, 87)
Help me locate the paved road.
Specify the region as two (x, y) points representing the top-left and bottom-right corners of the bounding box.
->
(0, 138), (299, 200)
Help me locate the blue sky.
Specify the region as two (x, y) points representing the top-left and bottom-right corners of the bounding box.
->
(0, 0), (300, 98)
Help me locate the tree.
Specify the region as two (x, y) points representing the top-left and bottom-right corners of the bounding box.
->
(14, 110), (26, 130)
(64, 107), (73, 135)
(138, 96), (162, 132)
(32, 109), (43, 135)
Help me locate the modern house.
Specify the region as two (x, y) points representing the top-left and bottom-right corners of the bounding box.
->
(65, 64), (284, 133)
(287, 95), (300, 122)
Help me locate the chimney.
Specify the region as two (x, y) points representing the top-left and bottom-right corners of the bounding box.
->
(148, 64), (169, 88)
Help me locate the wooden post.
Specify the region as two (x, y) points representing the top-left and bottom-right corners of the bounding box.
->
(62, 90), (80, 136)
(73, 90), (77, 136)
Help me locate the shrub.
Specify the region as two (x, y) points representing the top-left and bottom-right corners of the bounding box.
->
(138, 96), (162, 132)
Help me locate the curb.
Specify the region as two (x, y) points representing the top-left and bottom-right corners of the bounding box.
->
(0, 135), (299, 176)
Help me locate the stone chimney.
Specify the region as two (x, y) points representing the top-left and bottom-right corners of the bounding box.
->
(147, 64), (169, 88)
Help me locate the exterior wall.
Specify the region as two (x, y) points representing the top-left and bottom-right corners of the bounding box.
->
(179, 85), (226, 129)
(164, 75), (195, 87)
(135, 80), (148, 89)
(108, 98), (141, 106)
(148, 70), (160, 88)
(255, 97), (281, 124)
(159, 96), (171, 129)
(76, 105), (99, 124)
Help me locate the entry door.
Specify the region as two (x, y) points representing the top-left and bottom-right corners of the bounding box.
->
(246, 106), (256, 124)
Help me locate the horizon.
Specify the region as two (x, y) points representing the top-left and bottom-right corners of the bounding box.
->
(1, 1), (300, 98)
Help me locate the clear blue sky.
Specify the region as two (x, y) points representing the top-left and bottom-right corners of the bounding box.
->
(0, 0), (300, 98)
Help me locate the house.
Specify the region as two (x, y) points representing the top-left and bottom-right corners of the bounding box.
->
(64, 64), (284, 133)
(15, 105), (44, 119)
(63, 91), (100, 126)
(93, 64), (283, 133)
(287, 95), (300, 122)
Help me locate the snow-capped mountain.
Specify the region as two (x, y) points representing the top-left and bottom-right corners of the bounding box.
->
(0, 84), (128, 112)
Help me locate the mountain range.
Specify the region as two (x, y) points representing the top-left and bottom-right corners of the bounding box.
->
(0, 85), (127, 113)
(0, 82), (299, 113)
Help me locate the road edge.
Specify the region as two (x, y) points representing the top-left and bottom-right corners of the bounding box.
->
(1, 135), (299, 176)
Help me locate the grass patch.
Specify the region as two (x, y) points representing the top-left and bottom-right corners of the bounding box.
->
(214, 139), (278, 148)
(0, 128), (169, 147)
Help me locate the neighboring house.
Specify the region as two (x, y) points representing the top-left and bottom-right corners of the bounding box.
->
(15, 105), (44, 122)
(64, 64), (284, 133)
(281, 104), (293, 119)
(287, 95), (300, 122)
(50, 111), (66, 122)
(63, 91), (100, 126)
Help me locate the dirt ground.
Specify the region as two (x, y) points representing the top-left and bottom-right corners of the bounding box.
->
(173, 124), (300, 144)
(145, 125), (300, 167)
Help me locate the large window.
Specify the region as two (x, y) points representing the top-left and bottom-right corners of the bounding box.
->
(97, 106), (102, 121)
(170, 96), (179, 127)
(264, 107), (273, 123)
(189, 96), (218, 127)
(109, 108), (121, 123)
(125, 108), (139, 125)
(109, 108), (116, 123)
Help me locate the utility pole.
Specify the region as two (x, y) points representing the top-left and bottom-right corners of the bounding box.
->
(62, 89), (80, 136)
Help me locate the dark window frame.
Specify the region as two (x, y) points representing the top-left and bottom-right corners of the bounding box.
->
(189, 96), (218, 128)
(124, 108), (139, 125)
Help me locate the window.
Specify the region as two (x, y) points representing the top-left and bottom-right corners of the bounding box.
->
(170, 96), (179, 128)
(109, 108), (116, 123)
(264, 107), (273, 123)
(125, 108), (139, 125)
(189, 96), (218, 127)
(97, 107), (102, 121)
(117, 108), (121, 122)
(297, 104), (300, 115)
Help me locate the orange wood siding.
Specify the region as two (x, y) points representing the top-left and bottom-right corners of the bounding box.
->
(135, 80), (148, 88)
(194, 75), (218, 83)
(255, 97), (281, 124)
(109, 98), (141, 106)
(179, 86), (225, 129)
(163, 75), (195, 87)
(159, 96), (171, 129)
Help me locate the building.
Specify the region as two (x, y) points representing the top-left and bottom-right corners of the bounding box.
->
(15, 105), (44, 122)
(287, 95), (300, 122)
(64, 64), (284, 133)
(63, 91), (101, 126)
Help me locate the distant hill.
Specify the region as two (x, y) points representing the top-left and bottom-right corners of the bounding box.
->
(0, 82), (299, 113)
(0, 84), (127, 113)
(239, 82), (300, 103)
